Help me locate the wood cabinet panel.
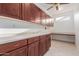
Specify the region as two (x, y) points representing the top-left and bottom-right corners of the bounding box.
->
(39, 35), (47, 56)
(41, 12), (48, 25)
(0, 4), (1, 14)
(22, 3), (40, 22)
(0, 39), (27, 54)
(0, 34), (51, 56)
(27, 36), (39, 44)
(39, 40), (46, 56)
(22, 3), (32, 21)
(22, 3), (50, 24)
(27, 36), (39, 56)
(46, 34), (51, 50)
(3, 46), (27, 56)
(28, 41), (39, 56)
(0, 3), (50, 25)
(0, 3), (21, 19)
(39, 34), (51, 56)
(30, 4), (41, 23)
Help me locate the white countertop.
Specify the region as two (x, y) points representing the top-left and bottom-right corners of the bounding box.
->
(0, 16), (53, 44)
(0, 28), (52, 44)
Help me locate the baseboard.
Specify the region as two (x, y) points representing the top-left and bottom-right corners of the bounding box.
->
(52, 33), (75, 36)
(52, 39), (75, 44)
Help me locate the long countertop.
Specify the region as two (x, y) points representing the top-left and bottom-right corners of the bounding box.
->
(0, 16), (53, 44)
(0, 28), (52, 45)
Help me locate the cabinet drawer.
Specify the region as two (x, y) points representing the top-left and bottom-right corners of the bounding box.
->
(28, 41), (39, 56)
(39, 40), (46, 56)
(0, 39), (27, 54)
(3, 46), (27, 56)
(27, 37), (39, 44)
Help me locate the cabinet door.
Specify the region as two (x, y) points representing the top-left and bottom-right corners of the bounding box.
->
(3, 46), (27, 56)
(39, 35), (47, 56)
(22, 3), (41, 23)
(0, 39), (27, 54)
(0, 4), (1, 14)
(40, 11), (46, 25)
(30, 4), (41, 23)
(22, 3), (32, 21)
(1, 3), (21, 19)
(46, 34), (51, 50)
(28, 41), (39, 56)
(39, 40), (46, 56)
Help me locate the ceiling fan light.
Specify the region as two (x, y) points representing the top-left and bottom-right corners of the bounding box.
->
(56, 6), (59, 10)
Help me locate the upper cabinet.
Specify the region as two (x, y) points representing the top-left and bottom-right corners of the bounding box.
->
(0, 4), (1, 14)
(22, 3), (50, 25)
(0, 3), (21, 19)
(30, 4), (41, 23)
(22, 3), (41, 23)
(22, 3), (32, 21)
(0, 3), (50, 26)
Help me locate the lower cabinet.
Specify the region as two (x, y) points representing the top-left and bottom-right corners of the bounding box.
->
(28, 41), (39, 56)
(39, 34), (51, 56)
(3, 46), (27, 56)
(0, 34), (51, 56)
(46, 35), (51, 50)
(39, 39), (46, 56)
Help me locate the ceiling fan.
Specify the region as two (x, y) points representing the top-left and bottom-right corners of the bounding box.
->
(46, 3), (68, 10)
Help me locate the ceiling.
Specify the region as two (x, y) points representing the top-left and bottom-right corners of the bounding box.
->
(34, 3), (79, 27)
(35, 3), (78, 18)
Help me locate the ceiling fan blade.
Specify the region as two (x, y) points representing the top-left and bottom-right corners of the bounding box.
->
(47, 3), (62, 10)
(47, 5), (54, 10)
(56, 3), (60, 10)
(56, 6), (59, 10)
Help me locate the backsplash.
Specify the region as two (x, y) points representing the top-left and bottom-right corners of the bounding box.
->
(0, 16), (45, 29)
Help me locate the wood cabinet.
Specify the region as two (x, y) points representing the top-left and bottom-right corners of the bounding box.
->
(0, 4), (1, 14)
(0, 39), (27, 54)
(30, 4), (41, 23)
(39, 34), (51, 56)
(3, 46), (27, 56)
(27, 37), (39, 56)
(39, 35), (47, 56)
(22, 3), (41, 22)
(0, 3), (50, 25)
(27, 37), (39, 44)
(22, 3), (32, 21)
(22, 3), (50, 24)
(46, 34), (51, 50)
(0, 3), (21, 19)
(0, 39), (28, 56)
(28, 41), (39, 56)
(0, 34), (51, 56)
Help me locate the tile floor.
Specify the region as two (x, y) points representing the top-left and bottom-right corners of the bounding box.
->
(44, 40), (79, 56)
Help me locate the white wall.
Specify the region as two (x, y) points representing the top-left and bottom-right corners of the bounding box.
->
(74, 11), (79, 49)
(53, 11), (75, 34)
(35, 3), (79, 48)
(35, 3), (76, 42)
(52, 11), (75, 42)
(52, 34), (75, 43)
(35, 3), (75, 34)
